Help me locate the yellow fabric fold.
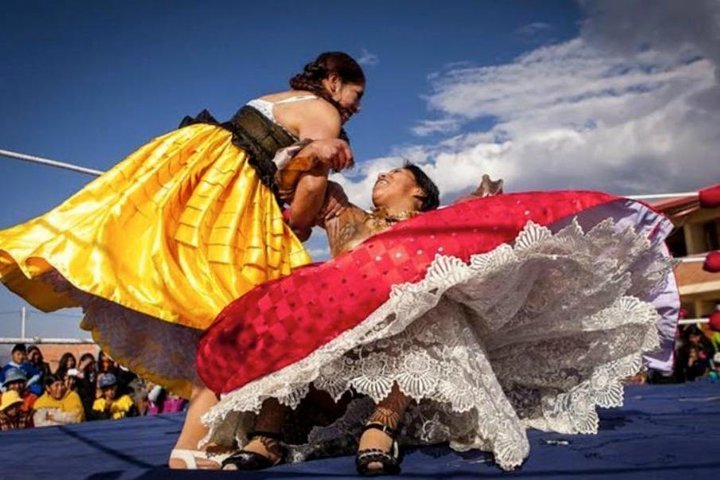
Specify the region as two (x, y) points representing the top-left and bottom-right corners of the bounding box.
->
(0, 124), (311, 394)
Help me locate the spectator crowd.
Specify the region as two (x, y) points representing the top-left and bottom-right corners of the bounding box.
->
(0, 343), (187, 431)
(3, 319), (719, 432)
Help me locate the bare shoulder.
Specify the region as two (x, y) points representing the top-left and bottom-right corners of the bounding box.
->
(271, 93), (341, 139)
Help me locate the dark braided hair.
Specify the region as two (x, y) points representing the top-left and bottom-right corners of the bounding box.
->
(403, 162), (440, 212)
(289, 52), (365, 129)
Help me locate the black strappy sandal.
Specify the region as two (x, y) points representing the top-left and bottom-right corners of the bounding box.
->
(221, 430), (285, 471)
(355, 423), (402, 476)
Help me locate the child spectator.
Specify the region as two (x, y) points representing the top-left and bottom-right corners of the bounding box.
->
(1, 367), (37, 413)
(33, 374), (85, 426)
(65, 368), (80, 392)
(0, 390), (33, 431)
(0, 343), (42, 396)
(92, 373), (137, 420)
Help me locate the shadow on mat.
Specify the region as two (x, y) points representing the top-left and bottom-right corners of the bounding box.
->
(57, 426), (155, 469)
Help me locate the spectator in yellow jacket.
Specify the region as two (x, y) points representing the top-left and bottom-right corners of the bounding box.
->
(92, 373), (137, 420)
(33, 374), (85, 426)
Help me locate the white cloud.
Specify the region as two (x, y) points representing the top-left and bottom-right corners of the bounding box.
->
(515, 22), (553, 37)
(411, 118), (461, 137)
(307, 246), (330, 259)
(357, 48), (379, 67)
(339, 2), (720, 203)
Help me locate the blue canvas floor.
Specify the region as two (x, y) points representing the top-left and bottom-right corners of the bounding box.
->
(2, 381), (719, 480)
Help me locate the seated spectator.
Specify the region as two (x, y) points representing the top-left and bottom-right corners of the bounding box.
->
(134, 387), (151, 416)
(0, 390), (33, 431)
(54, 352), (77, 380)
(33, 374), (85, 427)
(143, 384), (186, 414)
(92, 373), (137, 420)
(0, 343), (42, 396)
(27, 345), (51, 380)
(147, 384), (164, 415)
(675, 325), (716, 382)
(709, 353), (720, 382)
(1, 367), (37, 413)
(64, 368), (80, 392)
(685, 346), (709, 381)
(97, 351), (118, 377)
(75, 353), (97, 419)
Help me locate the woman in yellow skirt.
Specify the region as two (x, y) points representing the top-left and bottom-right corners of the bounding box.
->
(0, 51), (365, 468)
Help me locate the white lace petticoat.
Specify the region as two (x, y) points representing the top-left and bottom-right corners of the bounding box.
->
(201, 215), (676, 471)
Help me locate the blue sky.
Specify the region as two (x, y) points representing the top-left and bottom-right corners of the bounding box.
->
(1, 0), (718, 339)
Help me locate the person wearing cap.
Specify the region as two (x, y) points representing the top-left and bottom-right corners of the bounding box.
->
(33, 374), (85, 427)
(92, 373), (137, 420)
(0, 367), (37, 413)
(64, 368), (80, 392)
(0, 343), (42, 396)
(0, 390), (34, 431)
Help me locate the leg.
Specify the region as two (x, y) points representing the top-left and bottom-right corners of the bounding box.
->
(221, 398), (289, 470)
(357, 383), (411, 474)
(168, 384), (220, 469)
(287, 164), (330, 239)
(239, 398), (288, 463)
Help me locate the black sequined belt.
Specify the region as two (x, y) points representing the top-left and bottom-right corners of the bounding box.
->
(179, 106), (298, 202)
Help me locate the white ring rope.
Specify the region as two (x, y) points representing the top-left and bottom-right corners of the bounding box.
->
(0, 148), (708, 200)
(1, 148), (103, 177)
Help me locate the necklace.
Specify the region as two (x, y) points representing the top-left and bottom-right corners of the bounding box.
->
(367, 208), (419, 231)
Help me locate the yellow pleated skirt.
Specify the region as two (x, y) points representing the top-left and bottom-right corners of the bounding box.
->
(0, 124), (312, 396)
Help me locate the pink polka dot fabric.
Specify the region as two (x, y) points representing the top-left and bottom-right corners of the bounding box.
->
(197, 191), (620, 394)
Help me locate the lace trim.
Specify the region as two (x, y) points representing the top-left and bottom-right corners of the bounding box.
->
(201, 218), (672, 470)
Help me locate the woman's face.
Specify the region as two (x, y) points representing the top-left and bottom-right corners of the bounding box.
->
(83, 358), (96, 372)
(371, 168), (422, 210)
(324, 74), (364, 121)
(335, 81), (364, 115)
(65, 376), (77, 390)
(101, 356), (113, 370)
(28, 350), (41, 363)
(65, 356), (76, 369)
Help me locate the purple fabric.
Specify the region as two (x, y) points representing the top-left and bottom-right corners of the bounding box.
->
(549, 198), (680, 374)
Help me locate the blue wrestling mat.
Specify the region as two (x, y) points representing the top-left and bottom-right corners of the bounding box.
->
(2, 381), (719, 480)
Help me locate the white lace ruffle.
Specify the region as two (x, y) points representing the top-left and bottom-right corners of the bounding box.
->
(202, 217), (672, 470)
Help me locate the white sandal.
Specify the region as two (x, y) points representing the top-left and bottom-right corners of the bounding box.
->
(169, 448), (230, 470)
